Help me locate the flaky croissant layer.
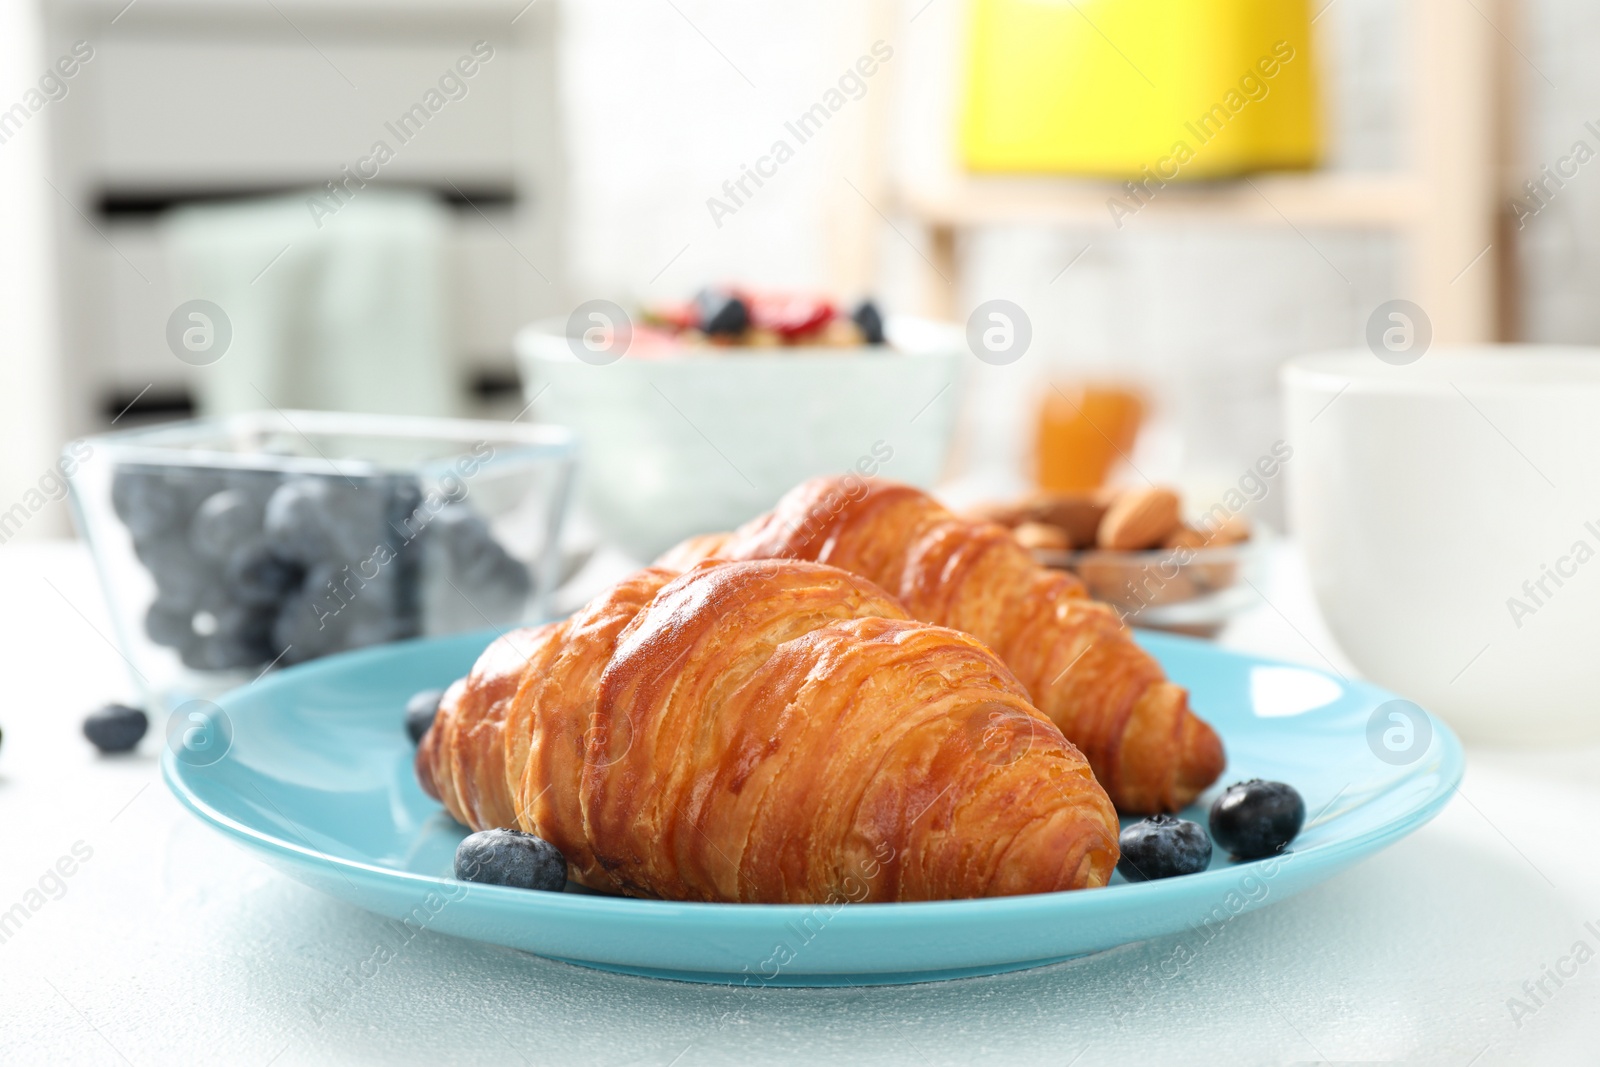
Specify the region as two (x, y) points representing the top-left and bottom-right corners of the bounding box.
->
(417, 559), (1120, 903)
(658, 477), (1226, 814)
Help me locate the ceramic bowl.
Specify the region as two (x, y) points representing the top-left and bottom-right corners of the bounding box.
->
(1282, 346), (1600, 743)
(515, 316), (963, 560)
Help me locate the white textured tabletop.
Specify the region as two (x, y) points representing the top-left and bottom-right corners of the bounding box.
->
(1, 541), (1596, 1066)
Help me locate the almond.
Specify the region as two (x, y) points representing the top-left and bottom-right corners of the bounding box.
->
(1033, 492), (1107, 547)
(1162, 525), (1207, 550)
(970, 490), (1115, 548)
(1013, 521), (1071, 552)
(1097, 487), (1181, 550)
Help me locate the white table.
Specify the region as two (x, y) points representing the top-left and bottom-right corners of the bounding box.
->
(2, 541), (1595, 1066)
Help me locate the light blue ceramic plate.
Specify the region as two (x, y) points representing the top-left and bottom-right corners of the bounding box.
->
(163, 629), (1463, 986)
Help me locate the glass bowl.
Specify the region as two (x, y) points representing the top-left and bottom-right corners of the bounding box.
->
(1031, 532), (1271, 639)
(66, 410), (575, 712)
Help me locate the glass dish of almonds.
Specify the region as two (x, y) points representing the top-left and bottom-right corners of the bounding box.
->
(967, 487), (1269, 638)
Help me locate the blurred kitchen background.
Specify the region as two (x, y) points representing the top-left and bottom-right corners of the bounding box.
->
(0, 0), (1579, 539)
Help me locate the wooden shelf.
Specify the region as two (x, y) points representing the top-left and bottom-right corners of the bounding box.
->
(866, 0), (1516, 343)
(897, 171), (1425, 231)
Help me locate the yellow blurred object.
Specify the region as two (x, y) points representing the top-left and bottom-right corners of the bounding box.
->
(960, 0), (1320, 177)
(1035, 383), (1146, 492)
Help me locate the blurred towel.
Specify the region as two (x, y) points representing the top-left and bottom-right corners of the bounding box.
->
(163, 189), (457, 417)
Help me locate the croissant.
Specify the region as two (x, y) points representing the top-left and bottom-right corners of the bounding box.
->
(657, 478), (1225, 814)
(416, 558), (1119, 903)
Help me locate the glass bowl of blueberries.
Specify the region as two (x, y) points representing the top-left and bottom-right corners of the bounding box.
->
(66, 410), (576, 713)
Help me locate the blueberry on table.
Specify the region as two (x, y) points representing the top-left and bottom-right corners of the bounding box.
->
(693, 288), (750, 337)
(406, 688), (445, 744)
(1116, 814), (1213, 882)
(1209, 780), (1305, 860)
(83, 704), (149, 754)
(454, 829), (567, 891)
(852, 299), (886, 345)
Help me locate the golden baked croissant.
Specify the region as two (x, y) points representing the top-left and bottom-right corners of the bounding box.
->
(416, 558), (1119, 903)
(657, 478), (1225, 814)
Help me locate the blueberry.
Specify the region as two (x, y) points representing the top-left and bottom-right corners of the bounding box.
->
(271, 565), (349, 665)
(223, 469), (283, 507)
(134, 537), (222, 609)
(224, 542), (305, 607)
(1116, 815), (1213, 882)
(406, 688), (444, 743)
(1209, 780), (1305, 860)
(111, 468), (188, 540)
(454, 829), (567, 891)
(423, 506), (532, 632)
(262, 479), (338, 563)
(264, 477), (389, 565)
(83, 703), (149, 754)
(387, 477), (424, 531)
(190, 490), (265, 563)
(851, 299), (886, 345)
(385, 477), (424, 632)
(694, 288), (750, 337)
(145, 597), (195, 648)
(272, 563), (410, 664)
(185, 598), (277, 670)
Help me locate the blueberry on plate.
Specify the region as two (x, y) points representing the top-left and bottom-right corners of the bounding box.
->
(1209, 779), (1305, 860)
(454, 829), (567, 891)
(1116, 814), (1213, 882)
(83, 703), (149, 754)
(406, 688), (445, 744)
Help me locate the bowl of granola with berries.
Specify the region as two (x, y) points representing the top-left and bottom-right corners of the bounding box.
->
(516, 289), (963, 559)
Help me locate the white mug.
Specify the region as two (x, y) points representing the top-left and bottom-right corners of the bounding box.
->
(1282, 347), (1600, 743)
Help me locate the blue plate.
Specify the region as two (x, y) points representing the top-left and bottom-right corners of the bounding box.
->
(163, 629), (1463, 986)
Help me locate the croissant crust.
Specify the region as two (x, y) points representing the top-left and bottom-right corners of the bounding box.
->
(656, 478), (1226, 813)
(417, 559), (1120, 903)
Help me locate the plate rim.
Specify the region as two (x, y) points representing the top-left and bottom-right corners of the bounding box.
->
(162, 628), (1466, 927)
